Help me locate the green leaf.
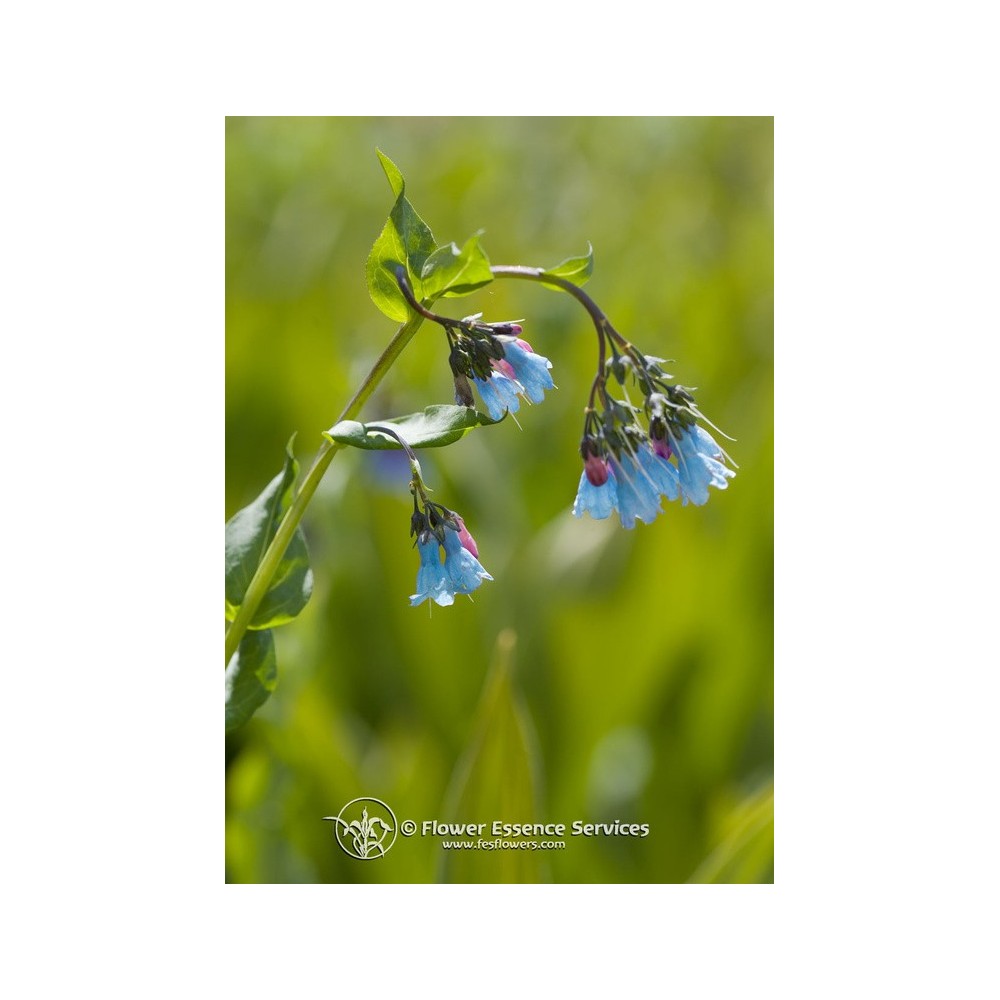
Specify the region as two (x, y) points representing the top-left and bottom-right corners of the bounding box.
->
(540, 243), (594, 288)
(376, 148), (405, 198)
(420, 232), (494, 300)
(225, 437), (313, 629)
(438, 631), (546, 883)
(225, 628), (277, 732)
(325, 404), (502, 451)
(365, 150), (438, 322)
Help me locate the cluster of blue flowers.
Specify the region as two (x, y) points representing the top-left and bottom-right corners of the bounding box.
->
(410, 509), (492, 608)
(571, 349), (735, 529)
(445, 315), (556, 422)
(573, 422), (734, 529)
(405, 321), (559, 607)
(471, 333), (555, 421)
(406, 300), (734, 605)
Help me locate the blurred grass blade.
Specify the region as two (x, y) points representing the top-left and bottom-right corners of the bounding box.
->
(225, 437), (313, 629)
(225, 629), (277, 732)
(439, 630), (545, 883)
(687, 781), (774, 884)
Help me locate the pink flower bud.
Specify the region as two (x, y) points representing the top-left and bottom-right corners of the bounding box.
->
(584, 453), (610, 487)
(492, 359), (517, 381)
(652, 437), (672, 461)
(455, 516), (479, 558)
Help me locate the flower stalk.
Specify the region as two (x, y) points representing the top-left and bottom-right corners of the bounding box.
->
(224, 311), (426, 665)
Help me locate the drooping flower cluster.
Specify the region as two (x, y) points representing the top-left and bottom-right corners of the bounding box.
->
(447, 317), (555, 420)
(409, 496), (492, 608)
(388, 264), (735, 606)
(573, 353), (735, 529)
(388, 275), (556, 608)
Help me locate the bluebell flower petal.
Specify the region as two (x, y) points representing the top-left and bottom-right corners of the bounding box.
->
(637, 444), (680, 502)
(471, 377), (505, 421)
(410, 539), (455, 606)
(490, 373), (523, 413)
(691, 425), (735, 490)
(704, 456), (734, 491)
(611, 453), (663, 528)
(473, 374), (522, 421)
(674, 438), (712, 506)
(691, 425), (721, 457)
(573, 470), (618, 520)
(442, 528), (493, 596)
(673, 425), (735, 506)
(503, 341), (555, 404)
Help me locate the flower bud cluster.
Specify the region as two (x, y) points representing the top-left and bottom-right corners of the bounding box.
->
(446, 316), (555, 421)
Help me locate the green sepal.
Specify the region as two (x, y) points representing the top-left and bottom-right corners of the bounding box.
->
(420, 232), (494, 300)
(225, 628), (277, 732)
(365, 150), (438, 321)
(540, 243), (594, 288)
(225, 437), (313, 629)
(325, 404), (503, 452)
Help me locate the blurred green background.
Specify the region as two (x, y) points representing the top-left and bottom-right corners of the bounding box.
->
(225, 117), (773, 883)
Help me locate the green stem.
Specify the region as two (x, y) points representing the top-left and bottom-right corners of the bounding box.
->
(490, 265), (616, 410)
(225, 312), (425, 665)
(488, 265), (622, 342)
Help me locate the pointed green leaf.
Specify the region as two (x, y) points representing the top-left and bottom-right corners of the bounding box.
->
(225, 438), (313, 629)
(366, 150), (438, 322)
(325, 404), (503, 451)
(540, 243), (594, 288)
(376, 148), (404, 198)
(420, 232), (494, 300)
(439, 631), (545, 883)
(225, 628), (277, 732)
